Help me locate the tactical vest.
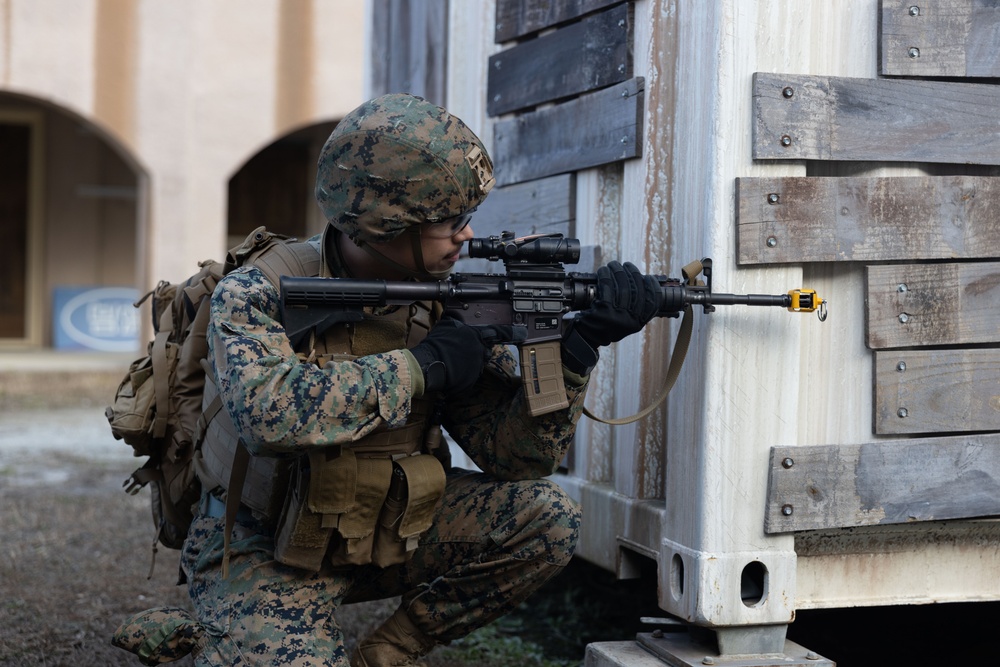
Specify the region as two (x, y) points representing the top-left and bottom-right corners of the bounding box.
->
(196, 240), (446, 573)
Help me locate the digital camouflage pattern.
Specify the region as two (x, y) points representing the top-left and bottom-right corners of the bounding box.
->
(112, 606), (208, 665)
(207, 260), (588, 468)
(164, 468), (580, 665)
(114, 93), (584, 665)
(113, 228), (590, 664)
(316, 93), (495, 246)
(206, 266), (420, 456)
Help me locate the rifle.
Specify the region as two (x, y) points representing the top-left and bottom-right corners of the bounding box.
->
(280, 232), (826, 420)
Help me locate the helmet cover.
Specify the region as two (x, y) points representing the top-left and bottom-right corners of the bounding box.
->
(316, 93), (495, 245)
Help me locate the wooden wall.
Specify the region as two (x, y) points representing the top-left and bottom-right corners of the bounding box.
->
(432, 0), (1000, 623)
(472, 0), (643, 237)
(368, 0), (449, 106)
(740, 0), (1000, 535)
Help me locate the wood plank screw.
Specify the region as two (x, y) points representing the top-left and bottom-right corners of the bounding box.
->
(780, 135), (792, 146)
(702, 658), (716, 666)
(767, 236), (778, 248)
(898, 408), (909, 418)
(782, 457), (794, 469)
(897, 361), (906, 372)
(806, 652), (821, 660)
(908, 6), (920, 16)
(899, 313), (910, 323)
(781, 504), (794, 516)
(908, 47), (920, 58)
(782, 86), (794, 98)
(897, 283), (908, 293)
(767, 193), (780, 204)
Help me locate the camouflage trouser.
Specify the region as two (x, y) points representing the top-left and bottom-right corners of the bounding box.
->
(113, 468), (580, 666)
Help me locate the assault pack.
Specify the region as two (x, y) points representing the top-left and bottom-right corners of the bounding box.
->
(105, 227), (319, 569)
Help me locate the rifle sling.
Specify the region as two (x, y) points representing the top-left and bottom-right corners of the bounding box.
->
(582, 303), (693, 426)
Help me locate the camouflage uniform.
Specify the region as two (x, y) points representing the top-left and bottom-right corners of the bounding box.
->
(115, 94), (589, 666)
(177, 253), (586, 663)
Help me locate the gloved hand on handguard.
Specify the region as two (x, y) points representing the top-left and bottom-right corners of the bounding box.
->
(562, 260), (661, 376)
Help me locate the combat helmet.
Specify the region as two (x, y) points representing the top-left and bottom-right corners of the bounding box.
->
(316, 93), (495, 278)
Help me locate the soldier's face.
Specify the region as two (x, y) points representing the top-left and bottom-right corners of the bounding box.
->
(420, 220), (475, 273)
(376, 221), (475, 277)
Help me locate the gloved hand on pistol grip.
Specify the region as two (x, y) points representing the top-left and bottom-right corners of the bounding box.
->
(572, 260), (661, 349)
(409, 317), (522, 394)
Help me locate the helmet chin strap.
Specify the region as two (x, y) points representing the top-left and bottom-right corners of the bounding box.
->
(353, 228), (452, 281)
(408, 228), (453, 280)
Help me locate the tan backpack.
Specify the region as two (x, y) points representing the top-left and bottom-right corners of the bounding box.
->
(105, 227), (319, 571)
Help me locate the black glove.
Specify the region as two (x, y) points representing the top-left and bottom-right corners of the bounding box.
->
(572, 260), (661, 349)
(409, 317), (523, 394)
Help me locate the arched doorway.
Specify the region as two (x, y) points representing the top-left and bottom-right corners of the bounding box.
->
(0, 93), (145, 351)
(227, 120), (339, 249)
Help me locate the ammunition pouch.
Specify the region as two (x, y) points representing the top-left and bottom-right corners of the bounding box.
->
(196, 294), (447, 572)
(273, 435), (446, 572)
(197, 366), (446, 572)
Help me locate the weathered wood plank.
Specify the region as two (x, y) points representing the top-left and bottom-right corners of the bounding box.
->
(493, 77), (643, 187)
(765, 433), (1000, 533)
(736, 176), (1000, 264)
(874, 349), (1000, 434)
(455, 174), (592, 274)
(880, 0), (1000, 77)
(471, 174), (575, 239)
(494, 0), (623, 42)
(487, 4), (632, 117)
(368, 0), (448, 105)
(866, 262), (1000, 348)
(752, 72), (1000, 164)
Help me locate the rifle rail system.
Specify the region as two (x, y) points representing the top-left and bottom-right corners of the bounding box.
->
(280, 232), (826, 417)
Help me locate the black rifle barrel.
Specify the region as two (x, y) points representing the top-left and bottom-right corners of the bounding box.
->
(688, 290), (791, 307)
(282, 277), (795, 313)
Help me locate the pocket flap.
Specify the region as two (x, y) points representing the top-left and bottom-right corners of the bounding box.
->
(306, 447), (356, 514)
(336, 456), (393, 539)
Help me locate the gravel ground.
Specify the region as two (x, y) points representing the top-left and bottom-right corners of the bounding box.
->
(5, 361), (1000, 667)
(0, 368), (400, 666)
(0, 364), (643, 667)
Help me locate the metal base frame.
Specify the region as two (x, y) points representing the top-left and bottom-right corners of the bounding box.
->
(635, 630), (835, 667)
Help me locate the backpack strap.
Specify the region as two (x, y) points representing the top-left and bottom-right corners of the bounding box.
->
(150, 308), (174, 441)
(221, 442), (251, 579)
(248, 240), (323, 290)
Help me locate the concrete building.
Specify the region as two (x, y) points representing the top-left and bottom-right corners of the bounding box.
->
(0, 0), (365, 350)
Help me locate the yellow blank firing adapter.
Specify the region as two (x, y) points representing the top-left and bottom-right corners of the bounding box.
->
(787, 288), (828, 321)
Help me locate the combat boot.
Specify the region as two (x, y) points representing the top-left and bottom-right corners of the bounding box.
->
(351, 607), (437, 667)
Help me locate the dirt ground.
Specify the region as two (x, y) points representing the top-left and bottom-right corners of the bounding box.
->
(4, 366), (1000, 667)
(0, 370), (401, 666)
(0, 367), (657, 667)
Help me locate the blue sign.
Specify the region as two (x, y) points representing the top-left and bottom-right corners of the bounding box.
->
(53, 286), (140, 352)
